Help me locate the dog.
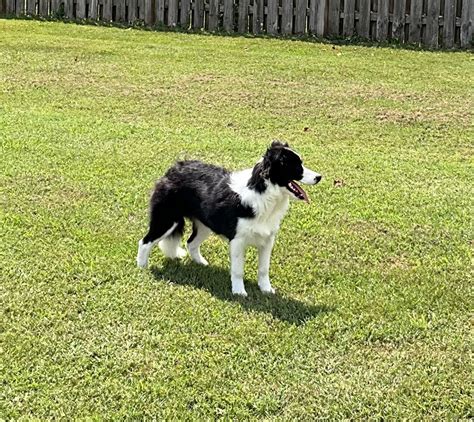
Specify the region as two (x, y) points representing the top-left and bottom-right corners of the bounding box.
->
(137, 141), (322, 296)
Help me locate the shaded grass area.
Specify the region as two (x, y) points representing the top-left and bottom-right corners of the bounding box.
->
(1, 19), (473, 418)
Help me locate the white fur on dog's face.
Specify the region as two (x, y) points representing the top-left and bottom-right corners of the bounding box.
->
(300, 166), (322, 185)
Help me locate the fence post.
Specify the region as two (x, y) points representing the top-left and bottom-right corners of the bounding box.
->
(223, 0), (234, 31)
(77, 0), (86, 18)
(425, 0), (440, 47)
(168, 0), (178, 26)
(238, 0), (249, 32)
(208, 0), (218, 30)
(343, 0), (355, 36)
(443, 0), (455, 48)
(267, 0), (278, 34)
(408, 0), (422, 44)
(144, 0), (153, 24)
(327, 0), (340, 36)
(155, 0), (164, 24)
(376, 0), (388, 41)
(460, 0), (473, 48)
(282, 0), (293, 34)
(392, 0), (406, 41)
(357, 0), (371, 38)
(193, 0), (204, 29)
(252, 0), (264, 33)
(180, 0), (191, 28)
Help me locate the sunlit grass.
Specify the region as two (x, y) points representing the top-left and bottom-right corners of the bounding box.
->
(1, 19), (473, 418)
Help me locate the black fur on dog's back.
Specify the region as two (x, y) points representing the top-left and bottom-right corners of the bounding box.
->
(149, 160), (254, 241)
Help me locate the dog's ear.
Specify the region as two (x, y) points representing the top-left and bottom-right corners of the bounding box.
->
(260, 154), (271, 178)
(270, 140), (289, 149)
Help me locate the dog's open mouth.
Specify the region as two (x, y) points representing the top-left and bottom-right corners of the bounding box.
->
(286, 181), (309, 203)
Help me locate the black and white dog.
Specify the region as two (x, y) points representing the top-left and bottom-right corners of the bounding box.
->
(137, 141), (322, 296)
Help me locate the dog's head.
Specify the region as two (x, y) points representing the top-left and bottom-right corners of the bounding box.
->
(261, 140), (322, 202)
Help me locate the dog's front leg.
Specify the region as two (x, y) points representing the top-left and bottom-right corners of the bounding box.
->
(257, 236), (276, 294)
(230, 238), (247, 297)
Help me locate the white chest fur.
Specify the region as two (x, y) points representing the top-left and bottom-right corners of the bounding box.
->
(229, 169), (290, 247)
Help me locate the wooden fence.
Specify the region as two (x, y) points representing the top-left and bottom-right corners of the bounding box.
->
(0, 0), (472, 48)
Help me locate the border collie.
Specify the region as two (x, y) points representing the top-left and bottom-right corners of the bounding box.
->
(137, 141), (322, 296)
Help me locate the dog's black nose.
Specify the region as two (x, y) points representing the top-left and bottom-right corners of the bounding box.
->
(315, 174), (322, 184)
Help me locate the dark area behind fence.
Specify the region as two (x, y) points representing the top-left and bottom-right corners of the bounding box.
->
(0, 0), (472, 48)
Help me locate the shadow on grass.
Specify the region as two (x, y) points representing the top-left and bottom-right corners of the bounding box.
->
(150, 259), (333, 325)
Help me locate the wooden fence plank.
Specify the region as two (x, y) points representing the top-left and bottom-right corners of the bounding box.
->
(308, 0), (322, 35)
(443, 0), (455, 47)
(40, 0), (49, 15)
(103, 0), (112, 20)
(408, 0), (422, 43)
(6, 0), (12, 14)
(295, 0), (307, 34)
(267, 0), (278, 34)
(281, 0), (293, 34)
(223, 0), (233, 31)
(252, 0), (264, 33)
(180, 0), (191, 28)
(155, 0), (164, 23)
(114, 0), (124, 20)
(392, 0), (406, 41)
(50, 0), (59, 16)
(89, 0), (97, 17)
(315, 0), (326, 36)
(127, 0), (136, 21)
(144, 0), (152, 24)
(193, 0), (204, 28)
(208, 0), (218, 30)
(460, 0), (473, 47)
(238, 0), (248, 32)
(168, 0), (178, 26)
(357, 0), (371, 38)
(27, 0), (35, 14)
(343, 0), (356, 36)
(425, 0), (440, 47)
(77, 0), (86, 18)
(64, 0), (74, 18)
(327, 0), (340, 36)
(15, 0), (24, 15)
(51, 0), (65, 17)
(6, 0), (16, 14)
(376, 0), (388, 40)
(137, 0), (144, 19)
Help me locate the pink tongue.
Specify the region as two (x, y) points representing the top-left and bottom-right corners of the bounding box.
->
(291, 181), (310, 203)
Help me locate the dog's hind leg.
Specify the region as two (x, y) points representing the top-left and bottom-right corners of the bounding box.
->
(187, 220), (212, 266)
(159, 217), (187, 259)
(137, 203), (184, 268)
(137, 221), (178, 268)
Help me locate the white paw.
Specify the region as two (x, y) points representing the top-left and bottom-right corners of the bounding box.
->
(195, 256), (209, 266)
(189, 250), (209, 266)
(260, 286), (276, 294)
(258, 277), (275, 294)
(175, 247), (187, 259)
(137, 256), (148, 268)
(232, 287), (248, 297)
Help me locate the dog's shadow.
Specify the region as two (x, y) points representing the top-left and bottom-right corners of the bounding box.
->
(150, 260), (333, 325)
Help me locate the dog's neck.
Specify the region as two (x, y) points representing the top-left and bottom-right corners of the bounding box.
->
(238, 165), (289, 218)
(247, 161), (268, 194)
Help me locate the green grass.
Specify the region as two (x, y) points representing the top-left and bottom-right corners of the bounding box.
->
(1, 19), (473, 419)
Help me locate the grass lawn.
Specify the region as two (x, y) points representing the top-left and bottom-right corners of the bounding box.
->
(1, 19), (473, 418)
